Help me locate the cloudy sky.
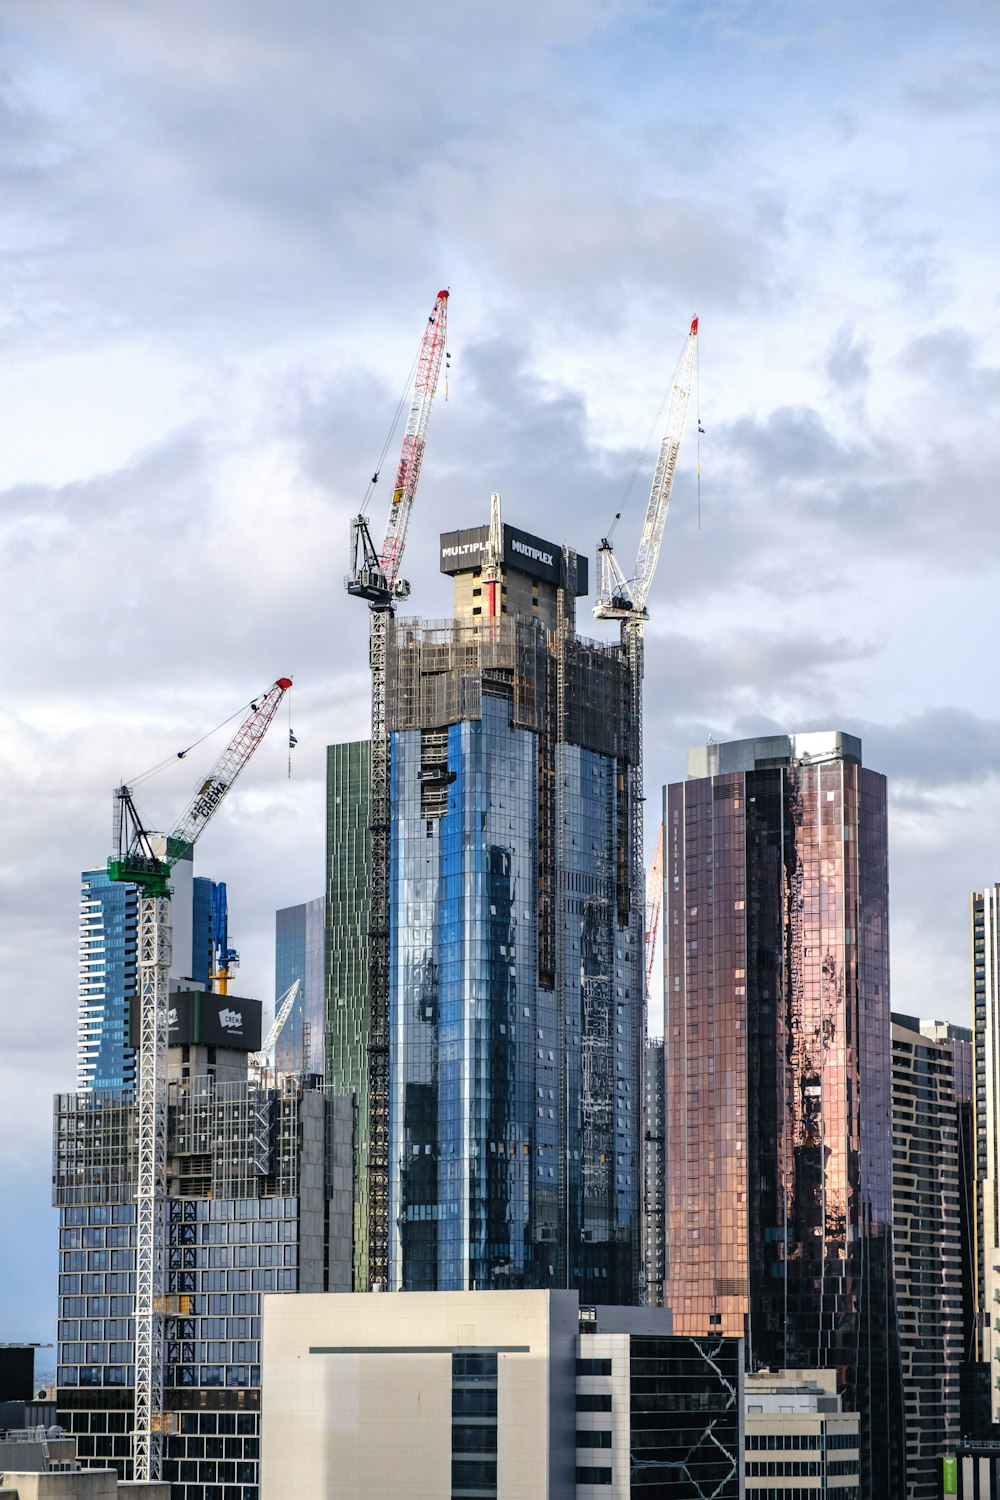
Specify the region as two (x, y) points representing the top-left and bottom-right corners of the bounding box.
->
(3, 0), (999, 1345)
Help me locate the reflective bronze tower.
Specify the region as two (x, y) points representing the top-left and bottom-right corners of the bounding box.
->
(663, 731), (903, 1498)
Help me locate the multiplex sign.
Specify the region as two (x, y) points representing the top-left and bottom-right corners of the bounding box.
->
(440, 523), (586, 593)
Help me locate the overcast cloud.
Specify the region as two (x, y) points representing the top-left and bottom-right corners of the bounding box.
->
(2, 0), (999, 1347)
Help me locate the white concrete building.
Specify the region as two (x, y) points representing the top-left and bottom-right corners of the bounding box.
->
(260, 1290), (743, 1499)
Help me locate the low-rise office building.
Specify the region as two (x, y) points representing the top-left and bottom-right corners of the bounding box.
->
(260, 1289), (742, 1499)
(744, 1369), (860, 1498)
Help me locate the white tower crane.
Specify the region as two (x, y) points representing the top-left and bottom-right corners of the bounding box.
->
(594, 317), (699, 1044)
(249, 977), (302, 1085)
(108, 676), (292, 1481)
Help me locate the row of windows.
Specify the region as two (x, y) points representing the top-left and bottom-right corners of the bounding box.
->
(576, 1467), (612, 1485)
(62, 1205), (135, 1227)
(577, 1393), (612, 1412)
(167, 1197), (299, 1222)
(163, 1436), (259, 1460)
(746, 1431), (858, 1450)
(60, 1226), (133, 1248)
(748, 1491), (859, 1500)
(167, 1245), (297, 1267)
(161, 1459), (255, 1485)
(169, 1220), (297, 1244)
(577, 1429), (612, 1448)
(60, 1292), (260, 1320)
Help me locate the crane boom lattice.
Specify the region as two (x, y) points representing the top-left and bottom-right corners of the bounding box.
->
(378, 292), (450, 589)
(592, 317), (699, 1116)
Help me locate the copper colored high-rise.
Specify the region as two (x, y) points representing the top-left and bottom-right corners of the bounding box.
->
(662, 731), (904, 1499)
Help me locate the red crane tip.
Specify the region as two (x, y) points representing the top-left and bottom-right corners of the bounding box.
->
(276, 677), (293, 690)
(690, 316), (699, 335)
(437, 289), (450, 299)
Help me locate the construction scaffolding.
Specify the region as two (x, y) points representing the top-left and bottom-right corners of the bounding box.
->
(387, 615), (635, 764)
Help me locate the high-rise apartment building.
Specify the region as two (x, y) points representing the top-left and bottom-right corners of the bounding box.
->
(642, 1038), (665, 1308)
(77, 856), (219, 1093)
(274, 896), (325, 1077)
(53, 1023), (352, 1499)
(662, 731), (903, 1498)
(973, 885), (1000, 1425)
(324, 514), (644, 1300)
(892, 1013), (966, 1496)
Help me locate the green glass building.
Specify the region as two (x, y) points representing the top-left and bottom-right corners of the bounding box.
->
(325, 740), (371, 1288)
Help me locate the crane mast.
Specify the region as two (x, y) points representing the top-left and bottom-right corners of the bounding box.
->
(109, 676), (291, 1481)
(346, 290), (449, 1290)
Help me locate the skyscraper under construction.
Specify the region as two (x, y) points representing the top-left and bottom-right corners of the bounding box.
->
(328, 510), (645, 1302)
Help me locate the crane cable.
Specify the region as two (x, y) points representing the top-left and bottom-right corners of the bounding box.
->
(359, 328), (425, 519)
(604, 369), (676, 545)
(125, 690), (272, 789)
(287, 685), (297, 779)
(695, 332), (704, 531)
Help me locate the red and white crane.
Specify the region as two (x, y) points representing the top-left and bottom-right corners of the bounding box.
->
(109, 677), (292, 1481)
(346, 290), (449, 1289)
(644, 825), (664, 1004)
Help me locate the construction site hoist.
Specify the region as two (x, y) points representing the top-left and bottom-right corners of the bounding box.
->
(108, 675), (292, 1483)
(345, 289), (449, 1290)
(594, 317), (699, 1025)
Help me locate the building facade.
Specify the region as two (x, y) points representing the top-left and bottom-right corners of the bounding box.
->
(662, 731), (903, 1498)
(260, 1289), (742, 1500)
(973, 886), (1000, 1425)
(52, 1050), (352, 1498)
(77, 859), (219, 1094)
(274, 896), (325, 1078)
(892, 1014), (966, 1495)
(642, 1038), (665, 1308)
(744, 1368), (860, 1498)
(324, 739), (371, 1288)
(380, 518), (643, 1301)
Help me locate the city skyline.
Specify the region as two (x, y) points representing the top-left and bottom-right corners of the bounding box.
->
(3, 0), (1000, 1355)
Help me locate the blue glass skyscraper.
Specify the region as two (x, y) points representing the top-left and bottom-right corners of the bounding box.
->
(77, 857), (222, 1093)
(274, 896), (326, 1077)
(381, 516), (643, 1302)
